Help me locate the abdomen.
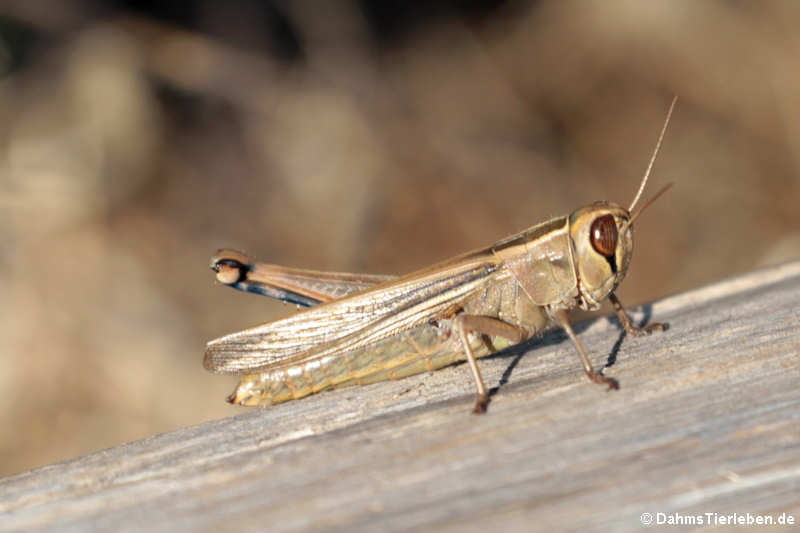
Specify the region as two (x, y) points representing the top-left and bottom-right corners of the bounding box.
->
(229, 277), (553, 406)
(228, 322), (496, 406)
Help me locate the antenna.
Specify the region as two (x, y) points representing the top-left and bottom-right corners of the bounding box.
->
(620, 182), (673, 236)
(629, 95), (678, 212)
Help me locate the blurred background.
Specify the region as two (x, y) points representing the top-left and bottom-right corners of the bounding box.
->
(0, 0), (798, 476)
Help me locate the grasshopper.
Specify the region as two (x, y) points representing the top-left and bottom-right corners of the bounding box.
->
(205, 97), (676, 413)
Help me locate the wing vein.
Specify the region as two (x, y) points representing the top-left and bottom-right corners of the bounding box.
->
(204, 258), (500, 374)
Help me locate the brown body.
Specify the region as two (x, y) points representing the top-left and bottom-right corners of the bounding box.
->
(205, 98), (676, 412)
(206, 204), (656, 410)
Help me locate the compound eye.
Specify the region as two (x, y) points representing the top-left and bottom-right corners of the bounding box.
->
(590, 215), (618, 257)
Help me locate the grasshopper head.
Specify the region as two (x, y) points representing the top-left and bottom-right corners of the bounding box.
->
(568, 202), (633, 309)
(566, 96), (676, 310)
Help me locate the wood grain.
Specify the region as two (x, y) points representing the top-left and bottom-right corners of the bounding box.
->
(2, 261), (799, 532)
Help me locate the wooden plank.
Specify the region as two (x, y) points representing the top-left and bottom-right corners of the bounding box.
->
(1, 261), (800, 532)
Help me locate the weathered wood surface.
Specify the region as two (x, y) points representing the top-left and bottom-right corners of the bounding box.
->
(2, 261), (800, 532)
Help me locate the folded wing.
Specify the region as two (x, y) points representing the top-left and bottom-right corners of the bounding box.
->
(204, 252), (501, 374)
